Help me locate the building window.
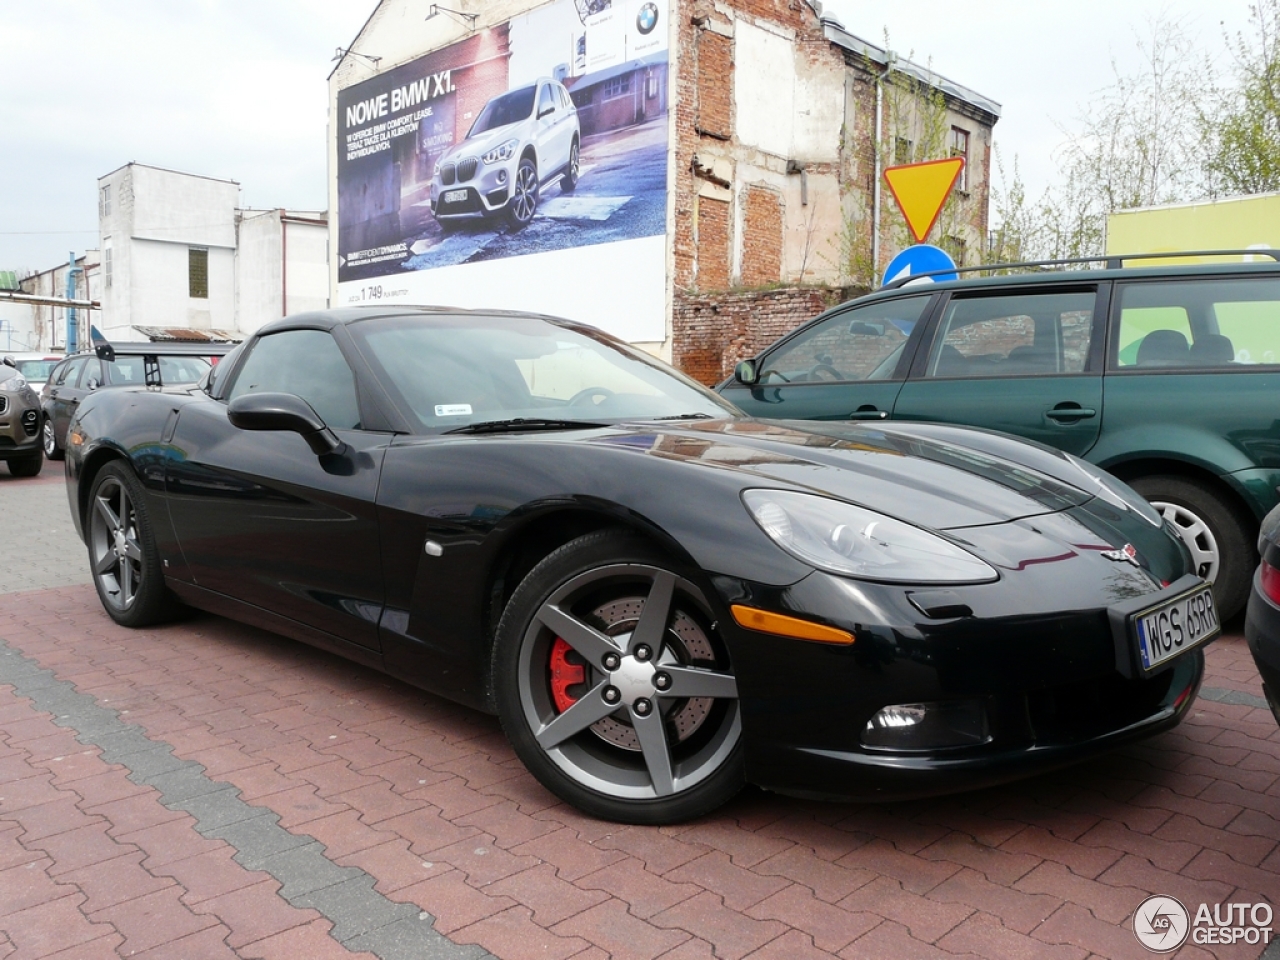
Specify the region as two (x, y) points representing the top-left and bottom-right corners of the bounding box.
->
(103, 238), (112, 290)
(99, 184), (111, 218)
(950, 127), (970, 191)
(894, 137), (913, 165)
(602, 75), (631, 99)
(944, 234), (968, 266)
(189, 247), (208, 299)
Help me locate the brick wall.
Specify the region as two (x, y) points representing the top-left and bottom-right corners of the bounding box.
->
(740, 184), (782, 287)
(695, 196), (731, 291)
(672, 286), (854, 385)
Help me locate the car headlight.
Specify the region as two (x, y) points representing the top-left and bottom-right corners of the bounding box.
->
(0, 375), (27, 392)
(1065, 455), (1162, 526)
(482, 139), (519, 164)
(742, 489), (998, 584)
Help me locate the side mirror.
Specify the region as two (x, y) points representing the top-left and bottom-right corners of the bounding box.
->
(734, 360), (759, 385)
(227, 392), (346, 457)
(1, 356), (14, 369)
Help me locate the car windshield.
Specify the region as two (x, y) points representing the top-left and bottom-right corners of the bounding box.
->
(468, 86), (537, 137)
(15, 359), (58, 383)
(109, 355), (211, 385)
(350, 314), (740, 432)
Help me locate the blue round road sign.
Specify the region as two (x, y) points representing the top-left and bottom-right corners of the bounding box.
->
(882, 244), (958, 287)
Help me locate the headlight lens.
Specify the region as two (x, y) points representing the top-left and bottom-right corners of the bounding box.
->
(482, 139), (519, 164)
(0, 374), (27, 392)
(743, 489), (997, 583)
(1065, 455), (1162, 526)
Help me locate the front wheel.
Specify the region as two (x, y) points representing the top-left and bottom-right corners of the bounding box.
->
(8, 450), (43, 477)
(561, 140), (580, 193)
(87, 462), (182, 627)
(505, 157), (539, 229)
(1130, 475), (1251, 620)
(493, 531), (744, 824)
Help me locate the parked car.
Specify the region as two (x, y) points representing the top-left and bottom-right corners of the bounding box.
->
(6, 352), (62, 393)
(429, 78), (580, 230)
(42, 344), (223, 460)
(65, 306), (1215, 823)
(1244, 503), (1280, 727)
(721, 251), (1280, 621)
(0, 356), (46, 476)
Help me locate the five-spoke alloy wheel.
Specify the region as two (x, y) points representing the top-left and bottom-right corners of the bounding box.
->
(87, 462), (180, 627)
(494, 531), (743, 823)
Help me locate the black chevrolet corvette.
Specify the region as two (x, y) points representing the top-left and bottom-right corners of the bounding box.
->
(65, 307), (1218, 823)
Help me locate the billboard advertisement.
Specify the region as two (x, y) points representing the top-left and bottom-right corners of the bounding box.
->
(335, 0), (671, 342)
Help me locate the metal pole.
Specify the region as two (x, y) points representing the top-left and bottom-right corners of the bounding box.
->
(65, 253), (80, 354)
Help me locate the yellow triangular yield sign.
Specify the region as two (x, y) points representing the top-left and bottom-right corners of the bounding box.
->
(883, 158), (965, 243)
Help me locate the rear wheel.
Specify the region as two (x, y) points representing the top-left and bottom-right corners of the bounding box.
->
(493, 531), (743, 824)
(8, 450), (43, 477)
(87, 462), (182, 627)
(1130, 475), (1251, 620)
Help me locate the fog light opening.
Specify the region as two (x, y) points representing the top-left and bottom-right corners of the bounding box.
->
(862, 699), (990, 751)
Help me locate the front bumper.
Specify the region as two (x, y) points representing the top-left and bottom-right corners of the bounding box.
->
(430, 154), (517, 219)
(721, 561), (1212, 802)
(0, 389), (43, 458)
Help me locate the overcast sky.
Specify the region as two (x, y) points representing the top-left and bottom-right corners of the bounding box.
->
(0, 0), (1258, 272)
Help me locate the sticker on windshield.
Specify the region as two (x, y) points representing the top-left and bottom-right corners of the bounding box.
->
(435, 404), (473, 417)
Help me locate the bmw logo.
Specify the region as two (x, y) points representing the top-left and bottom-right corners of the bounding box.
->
(636, 2), (659, 34)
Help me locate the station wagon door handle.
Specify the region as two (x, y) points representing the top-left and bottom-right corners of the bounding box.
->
(848, 406), (889, 420)
(1045, 404), (1097, 423)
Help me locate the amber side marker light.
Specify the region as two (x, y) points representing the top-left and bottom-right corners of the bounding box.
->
(730, 604), (854, 645)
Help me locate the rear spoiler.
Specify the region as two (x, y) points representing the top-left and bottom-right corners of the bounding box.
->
(93, 340), (236, 388)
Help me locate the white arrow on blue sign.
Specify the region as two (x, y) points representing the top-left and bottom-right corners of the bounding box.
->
(882, 244), (958, 287)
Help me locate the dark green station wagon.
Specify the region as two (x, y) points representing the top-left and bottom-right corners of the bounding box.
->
(721, 252), (1280, 620)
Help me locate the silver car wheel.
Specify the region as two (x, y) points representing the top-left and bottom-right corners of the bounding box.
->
(89, 474), (144, 613)
(1151, 498), (1219, 583)
(514, 562), (741, 802)
(508, 159), (538, 225)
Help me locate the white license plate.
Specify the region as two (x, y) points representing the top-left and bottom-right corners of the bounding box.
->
(443, 189), (468, 204)
(1134, 584), (1219, 671)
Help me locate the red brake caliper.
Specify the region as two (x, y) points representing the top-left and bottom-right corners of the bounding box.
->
(549, 638), (585, 713)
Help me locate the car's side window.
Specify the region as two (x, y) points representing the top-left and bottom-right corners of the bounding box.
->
(538, 83), (556, 117)
(757, 295), (931, 385)
(925, 291), (1096, 379)
(226, 330), (362, 430)
(80, 359), (104, 390)
(1113, 277), (1280, 368)
(58, 358), (86, 387)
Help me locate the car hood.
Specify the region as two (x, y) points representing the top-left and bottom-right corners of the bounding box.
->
(586, 417), (1109, 531)
(445, 122), (526, 161)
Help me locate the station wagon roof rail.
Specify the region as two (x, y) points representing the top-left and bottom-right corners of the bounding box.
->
(880, 249), (1280, 291)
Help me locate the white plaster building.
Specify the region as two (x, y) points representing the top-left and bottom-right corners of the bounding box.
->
(95, 163), (329, 342)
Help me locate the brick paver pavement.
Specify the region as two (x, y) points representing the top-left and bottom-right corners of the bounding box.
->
(2, 467), (1280, 958)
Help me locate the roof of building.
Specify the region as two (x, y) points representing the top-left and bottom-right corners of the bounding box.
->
(819, 16), (1001, 121)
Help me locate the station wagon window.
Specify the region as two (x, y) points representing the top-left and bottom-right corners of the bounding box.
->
(1114, 277), (1280, 368)
(227, 330), (361, 430)
(55, 357), (86, 386)
(925, 291), (1096, 378)
(756, 295), (931, 385)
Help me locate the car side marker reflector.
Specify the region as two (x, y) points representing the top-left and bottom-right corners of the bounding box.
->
(730, 605), (854, 645)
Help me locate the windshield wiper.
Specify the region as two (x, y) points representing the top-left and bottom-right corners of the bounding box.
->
(444, 417), (606, 435)
(651, 413), (716, 421)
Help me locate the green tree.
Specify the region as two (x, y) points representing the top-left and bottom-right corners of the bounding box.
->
(1208, 1), (1280, 193)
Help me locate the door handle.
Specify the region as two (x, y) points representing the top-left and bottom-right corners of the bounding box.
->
(1045, 405), (1096, 422)
(848, 406), (889, 421)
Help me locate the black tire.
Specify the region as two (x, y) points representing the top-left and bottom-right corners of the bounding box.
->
(561, 139), (580, 194)
(8, 450), (43, 477)
(86, 461), (183, 627)
(492, 530), (744, 824)
(505, 157), (539, 229)
(1130, 475), (1252, 620)
(42, 415), (64, 461)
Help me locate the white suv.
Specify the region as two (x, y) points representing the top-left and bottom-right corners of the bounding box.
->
(430, 78), (580, 230)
